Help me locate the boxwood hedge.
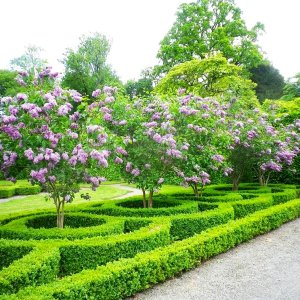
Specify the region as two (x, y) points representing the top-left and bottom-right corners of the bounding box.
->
(0, 183), (299, 299)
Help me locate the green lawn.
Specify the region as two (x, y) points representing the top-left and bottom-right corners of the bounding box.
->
(0, 185), (129, 216)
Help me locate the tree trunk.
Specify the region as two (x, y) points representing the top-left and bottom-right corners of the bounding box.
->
(194, 184), (199, 198)
(258, 169), (265, 186)
(148, 190), (154, 208)
(232, 177), (240, 191)
(142, 188), (147, 208)
(56, 199), (65, 229)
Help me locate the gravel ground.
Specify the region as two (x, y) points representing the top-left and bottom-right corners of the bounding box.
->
(0, 185), (141, 204)
(129, 217), (300, 300)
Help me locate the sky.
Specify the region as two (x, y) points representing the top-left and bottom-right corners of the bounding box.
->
(0, 0), (299, 82)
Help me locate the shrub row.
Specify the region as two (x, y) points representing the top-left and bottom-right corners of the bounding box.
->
(0, 184), (41, 199)
(0, 244), (60, 295)
(78, 197), (200, 217)
(0, 213), (124, 240)
(0, 218), (170, 294)
(5, 198), (300, 300)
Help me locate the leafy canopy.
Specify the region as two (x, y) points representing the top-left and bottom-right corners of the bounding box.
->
(62, 33), (121, 96)
(155, 54), (259, 109)
(155, 0), (264, 77)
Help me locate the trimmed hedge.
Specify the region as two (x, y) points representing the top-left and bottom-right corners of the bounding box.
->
(0, 182), (41, 198)
(5, 199), (300, 300)
(0, 213), (124, 240)
(80, 197), (199, 217)
(0, 183), (299, 299)
(0, 245), (60, 295)
(169, 205), (234, 240)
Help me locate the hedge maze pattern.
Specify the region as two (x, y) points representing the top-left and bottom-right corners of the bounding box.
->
(0, 183), (300, 299)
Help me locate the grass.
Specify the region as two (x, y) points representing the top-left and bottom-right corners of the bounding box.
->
(0, 185), (129, 216)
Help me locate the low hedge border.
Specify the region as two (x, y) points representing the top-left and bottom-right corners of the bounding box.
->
(0, 184), (41, 199)
(0, 213), (125, 240)
(79, 197), (200, 217)
(5, 198), (300, 300)
(0, 218), (170, 294)
(0, 245), (60, 295)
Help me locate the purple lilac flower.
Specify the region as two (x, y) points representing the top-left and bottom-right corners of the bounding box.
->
(260, 161), (282, 172)
(178, 88), (186, 95)
(57, 103), (72, 116)
(49, 176), (56, 182)
(143, 121), (157, 128)
(30, 168), (48, 183)
(119, 120), (127, 125)
(115, 157), (123, 164)
(16, 93), (28, 101)
(8, 106), (19, 116)
(92, 89), (101, 97)
(153, 133), (162, 143)
(53, 87), (62, 97)
(166, 149), (182, 158)
(70, 90), (82, 102)
(126, 162), (132, 172)
(247, 130), (258, 140)
(1, 125), (21, 140)
(103, 113), (112, 122)
(212, 154), (224, 163)
(116, 147), (128, 156)
(62, 152), (69, 160)
(224, 167), (234, 176)
(131, 168), (140, 176)
(24, 149), (34, 160)
(105, 96), (114, 103)
(157, 178), (164, 184)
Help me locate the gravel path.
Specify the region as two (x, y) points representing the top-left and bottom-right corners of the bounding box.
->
(110, 184), (142, 199)
(129, 217), (300, 300)
(0, 184), (141, 204)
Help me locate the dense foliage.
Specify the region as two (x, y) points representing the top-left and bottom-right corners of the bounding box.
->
(154, 0), (264, 77)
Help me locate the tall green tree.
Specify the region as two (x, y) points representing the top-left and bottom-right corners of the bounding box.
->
(62, 33), (121, 96)
(250, 63), (284, 103)
(155, 55), (259, 109)
(10, 45), (47, 73)
(155, 0), (264, 78)
(281, 73), (300, 100)
(0, 70), (22, 96)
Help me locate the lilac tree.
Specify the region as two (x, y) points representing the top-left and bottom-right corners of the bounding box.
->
(90, 91), (182, 208)
(171, 92), (231, 197)
(0, 69), (111, 228)
(227, 109), (297, 189)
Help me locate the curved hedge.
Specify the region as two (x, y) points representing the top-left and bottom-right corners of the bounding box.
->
(0, 181), (41, 198)
(0, 183), (299, 299)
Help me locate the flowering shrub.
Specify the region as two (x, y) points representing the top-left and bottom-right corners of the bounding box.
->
(0, 69), (111, 228)
(90, 92), (182, 208)
(227, 108), (298, 189)
(171, 92), (231, 196)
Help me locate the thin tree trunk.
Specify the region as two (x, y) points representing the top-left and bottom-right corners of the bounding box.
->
(265, 172), (271, 186)
(232, 176), (240, 191)
(148, 190), (154, 208)
(258, 169), (265, 186)
(142, 188), (147, 208)
(194, 184), (199, 198)
(56, 198), (65, 229)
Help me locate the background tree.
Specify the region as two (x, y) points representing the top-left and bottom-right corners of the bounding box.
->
(155, 0), (264, 78)
(0, 70), (22, 96)
(155, 55), (259, 109)
(62, 33), (121, 96)
(281, 73), (300, 100)
(10, 45), (47, 73)
(250, 63), (284, 103)
(125, 78), (153, 100)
